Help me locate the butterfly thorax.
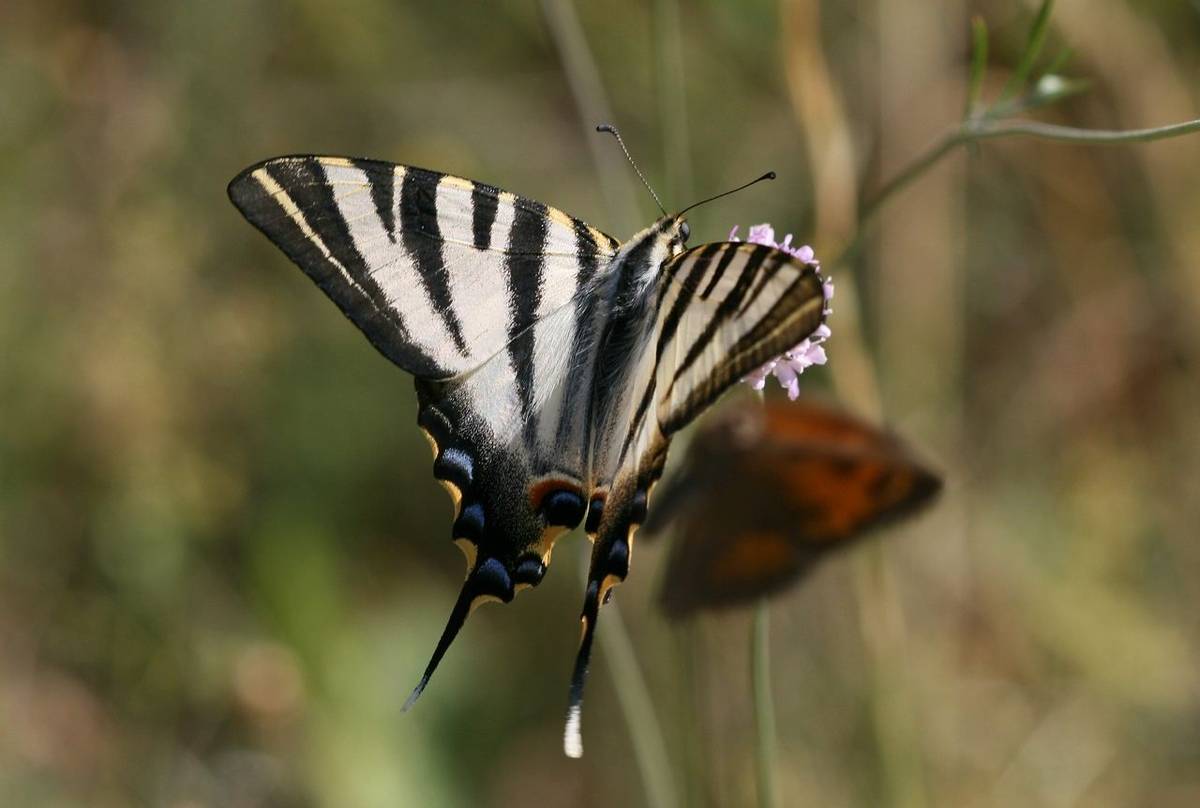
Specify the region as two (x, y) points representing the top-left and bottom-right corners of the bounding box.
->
(607, 216), (688, 308)
(587, 217), (687, 469)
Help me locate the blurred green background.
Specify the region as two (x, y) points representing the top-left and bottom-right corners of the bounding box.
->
(3, 1), (1200, 806)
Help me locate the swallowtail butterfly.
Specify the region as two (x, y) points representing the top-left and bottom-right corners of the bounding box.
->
(228, 133), (829, 756)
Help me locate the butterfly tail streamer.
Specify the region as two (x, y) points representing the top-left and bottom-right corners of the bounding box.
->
(403, 578), (476, 712)
(564, 578), (603, 758)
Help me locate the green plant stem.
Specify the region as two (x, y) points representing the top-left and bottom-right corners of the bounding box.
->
(854, 133), (966, 239)
(965, 16), (989, 119)
(998, 0), (1055, 102)
(842, 115), (1200, 265)
(653, 0), (693, 204)
(539, 0), (641, 233)
(751, 600), (777, 808)
(544, 3), (677, 802)
(673, 622), (709, 808)
(968, 116), (1200, 144)
(598, 597), (679, 808)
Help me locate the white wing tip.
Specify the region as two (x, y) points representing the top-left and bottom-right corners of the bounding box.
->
(564, 705), (584, 758)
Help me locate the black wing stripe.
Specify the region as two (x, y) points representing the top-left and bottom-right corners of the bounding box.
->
(471, 182), (500, 251)
(736, 252), (787, 317)
(264, 159), (385, 306)
(616, 375), (656, 468)
(352, 158), (396, 244)
(663, 270), (826, 433)
(573, 218), (602, 288)
(399, 169), (471, 358)
(698, 242), (743, 300)
(656, 243), (723, 362)
(550, 218), (608, 452)
(262, 159), (414, 351)
(233, 165), (446, 377)
(506, 198), (549, 423)
(667, 268), (825, 434)
(723, 271), (825, 371)
(669, 244), (773, 388)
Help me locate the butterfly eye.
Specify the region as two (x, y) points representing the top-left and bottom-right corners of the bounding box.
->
(679, 220), (690, 242)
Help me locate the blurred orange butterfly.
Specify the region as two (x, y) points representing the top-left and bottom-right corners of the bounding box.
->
(644, 398), (942, 617)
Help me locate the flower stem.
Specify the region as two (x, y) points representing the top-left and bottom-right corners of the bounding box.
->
(841, 115), (1200, 267)
(672, 622), (709, 808)
(599, 597), (679, 808)
(544, 3), (678, 801)
(968, 116), (1200, 145)
(853, 132), (967, 239)
(539, 0), (641, 233)
(751, 599), (777, 808)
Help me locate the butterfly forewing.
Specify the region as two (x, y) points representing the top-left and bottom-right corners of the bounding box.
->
(588, 241), (827, 496)
(654, 242), (827, 430)
(228, 156), (619, 379)
(562, 240), (829, 755)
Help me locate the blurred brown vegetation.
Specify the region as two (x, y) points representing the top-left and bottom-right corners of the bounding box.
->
(2, 1), (1199, 806)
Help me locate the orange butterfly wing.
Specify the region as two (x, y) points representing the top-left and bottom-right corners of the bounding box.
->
(647, 399), (941, 616)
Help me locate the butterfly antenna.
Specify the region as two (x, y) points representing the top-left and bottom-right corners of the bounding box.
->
(596, 124), (667, 216)
(402, 579), (475, 712)
(563, 578), (603, 758)
(678, 171), (776, 216)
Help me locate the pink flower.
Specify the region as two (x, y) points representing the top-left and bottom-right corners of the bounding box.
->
(731, 224), (833, 400)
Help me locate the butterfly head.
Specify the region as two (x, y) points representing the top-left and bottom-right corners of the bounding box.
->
(657, 214), (691, 257)
(645, 168), (779, 261)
